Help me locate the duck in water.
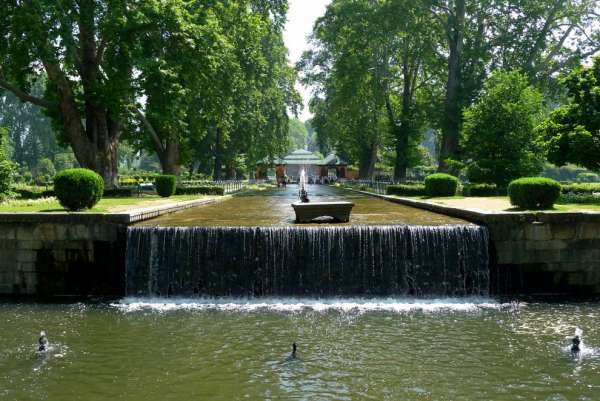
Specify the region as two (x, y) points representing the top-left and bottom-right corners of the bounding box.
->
(38, 331), (49, 352)
(286, 343), (297, 361)
(571, 334), (581, 354)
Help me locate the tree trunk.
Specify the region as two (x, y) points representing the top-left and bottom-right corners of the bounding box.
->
(391, 57), (413, 182)
(393, 125), (410, 182)
(358, 143), (377, 179)
(438, 0), (465, 172)
(224, 158), (236, 180)
(213, 126), (223, 180)
(133, 107), (181, 177)
(161, 141), (181, 176)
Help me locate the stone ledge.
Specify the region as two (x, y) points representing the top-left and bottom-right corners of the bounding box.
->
(350, 190), (600, 225)
(0, 197), (218, 226)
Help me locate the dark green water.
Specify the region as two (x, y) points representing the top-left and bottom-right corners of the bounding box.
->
(137, 185), (466, 227)
(1, 299), (599, 400)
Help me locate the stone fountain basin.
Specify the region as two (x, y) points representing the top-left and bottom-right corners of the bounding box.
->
(292, 201), (355, 223)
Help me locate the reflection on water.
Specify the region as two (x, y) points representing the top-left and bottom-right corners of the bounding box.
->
(1, 299), (600, 400)
(136, 185), (468, 227)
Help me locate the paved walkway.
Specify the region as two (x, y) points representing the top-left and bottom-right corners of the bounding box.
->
(426, 197), (514, 212)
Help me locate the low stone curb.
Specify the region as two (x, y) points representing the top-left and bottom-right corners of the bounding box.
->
(0, 197), (220, 225)
(349, 189), (600, 225)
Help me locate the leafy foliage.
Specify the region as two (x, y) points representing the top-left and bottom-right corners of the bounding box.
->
(462, 71), (545, 187)
(0, 127), (16, 198)
(386, 184), (426, 197)
(508, 177), (561, 209)
(463, 183), (498, 197)
(175, 186), (224, 196)
(561, 183), (600, 195)
(36, 158), (55, 185)
(154, 175), (177, 198)
(54, 169), (104, 211)
(539, 56), (600, 171)
(288, 119), (308, 152)
(301, 0), (438, 179)
(424, 173), (459, 197)
(0, 0), (298, 185)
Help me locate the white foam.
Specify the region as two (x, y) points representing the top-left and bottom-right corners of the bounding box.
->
(111, 297), (518, 314)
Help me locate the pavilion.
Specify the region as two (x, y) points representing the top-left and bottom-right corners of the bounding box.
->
(256, 149), (348, 182)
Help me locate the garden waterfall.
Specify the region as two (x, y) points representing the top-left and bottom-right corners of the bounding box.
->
(125, 225), (490, 297)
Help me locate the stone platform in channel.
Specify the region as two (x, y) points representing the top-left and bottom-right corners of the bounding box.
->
(292, 201), (355, 223)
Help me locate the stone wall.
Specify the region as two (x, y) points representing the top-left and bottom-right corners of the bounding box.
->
(0, 198), (217, 297)
(0, 215), (128, 297)
(3, 192), (600, 297)
(365, 193), (600, 295)
(486, 213), (600, 295)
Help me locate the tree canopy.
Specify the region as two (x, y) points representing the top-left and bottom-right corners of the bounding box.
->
(462, 70), (544, 186)
(539, 56), (600, 171)
(0, 0), (299, 185)
(301, 0), (600, 179)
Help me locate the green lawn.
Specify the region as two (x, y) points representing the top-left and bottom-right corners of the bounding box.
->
(553, 203), (600, 212)
(0, 195), (209, 213)
(386, 193), (600, 213)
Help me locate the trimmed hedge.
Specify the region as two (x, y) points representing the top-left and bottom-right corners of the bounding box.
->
(155, 175), (176, 197)
(508, 177), (561, 209)
(175, 186), (225, 196)
(15, 188), (55, 199)
(104, 187), (137, 197)
(463, 183), (497, 197)
(561, 183), (600, 195)
(558, 193), (600, 204)
(386, 184), (426, 196)
(54, 168), (104, 211)
(424, 173), (459, 197)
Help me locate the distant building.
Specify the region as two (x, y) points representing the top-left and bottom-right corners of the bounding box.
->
(256, 149), (348, 181)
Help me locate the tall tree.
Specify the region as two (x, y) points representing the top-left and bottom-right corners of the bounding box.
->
(288, 118), (308, 151)
(432, 0), (600, 171)
(131, 0), (298, 179)
(433, 0), (466, 172)
(302, 0), (439, 179)
(462, 70), (545, 186)
(539, 56), (600, 171)
(0, 79), (72, 169)
(0, 0), (153, 188)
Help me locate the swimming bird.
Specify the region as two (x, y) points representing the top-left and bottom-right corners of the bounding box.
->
(571, 335), (581, 354)
(285, 342), (297, 361)
(38, 331), (49, 352)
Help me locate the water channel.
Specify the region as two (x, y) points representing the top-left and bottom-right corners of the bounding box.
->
(1, 185), (599, 400)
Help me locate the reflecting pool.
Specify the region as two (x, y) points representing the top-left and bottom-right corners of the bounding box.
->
(136, 185), (467, 227)
(1, 298), (599, 400)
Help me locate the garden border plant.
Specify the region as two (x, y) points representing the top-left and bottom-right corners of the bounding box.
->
(387, 184), (426, 197)
(175, 186), (224, 196)
(463, 183), (498, 197)
(424, 173), (459, 197)
(508, 177), (561, 209)
(53, 168), (104, 211)
(155, 175), (177, 197)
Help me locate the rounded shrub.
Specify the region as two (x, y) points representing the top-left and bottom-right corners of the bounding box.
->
(424, 173), (459, 197)
(508, 177), (561, 209)
(54, 168), (104, 211)
(155, 175), (176, 197)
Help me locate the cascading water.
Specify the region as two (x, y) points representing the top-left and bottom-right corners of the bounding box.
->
(125, 225), (489, 297)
